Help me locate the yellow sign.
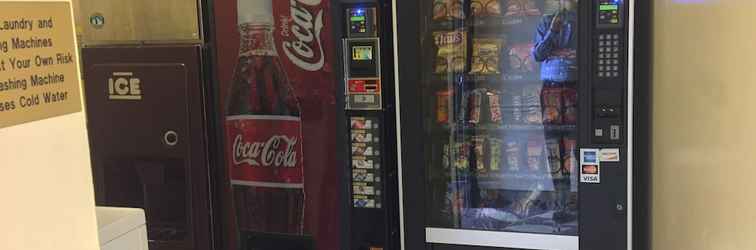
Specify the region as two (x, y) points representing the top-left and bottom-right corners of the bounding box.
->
(0, 1), (82, 129)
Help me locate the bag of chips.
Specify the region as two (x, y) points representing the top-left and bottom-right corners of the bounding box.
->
(453, 142), (470, 170)
(542, 86), (563, 124)
(471, 38), (503, 75)
(546, 138), (562, 176)
(502, 91), (523, 124)
(523, 86), (543, 124)
(472, 136), (486, 174)
(527, 135), (544, 172)
(437, 90), (453, 124)
(562, 87), (578, 124)
(505, 138), (521, 171)
(504, 0), (542, 17)
(508, 43), (537, 73)
(434, 30), (468, 74)
(433, 0), (466, 21)
(489, 138), (503, 171)
(562, 137), (577, 175)
(487, 90), (503, 124)
(472, 0), (502, 17)
(468, 89), (483, 124)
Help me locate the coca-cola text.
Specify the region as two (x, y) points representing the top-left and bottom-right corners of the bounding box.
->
(281, 0), (325, 71)
(232, 134), (298, 167)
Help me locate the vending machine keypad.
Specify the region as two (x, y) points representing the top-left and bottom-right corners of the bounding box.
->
(597, 33), (621, 78)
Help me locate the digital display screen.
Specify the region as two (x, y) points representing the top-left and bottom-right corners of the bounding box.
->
(600, 4), (619, 11)
(352, 46), (373, 61)
(347, 7), (376, 37)
(598, 1), (622, 26)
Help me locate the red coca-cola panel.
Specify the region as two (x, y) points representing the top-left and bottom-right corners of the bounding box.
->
(227, 116), (304, 186)
(214, 0), (339, 249)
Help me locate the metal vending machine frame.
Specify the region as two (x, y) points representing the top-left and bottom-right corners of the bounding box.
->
(391, 0), (651, 249)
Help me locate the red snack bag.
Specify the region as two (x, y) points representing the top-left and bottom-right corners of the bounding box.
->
(562, 87), (578, 124)
(541, 86), (563, 124)
(488, 90), (503, 124)
(437, 90), (452, 124)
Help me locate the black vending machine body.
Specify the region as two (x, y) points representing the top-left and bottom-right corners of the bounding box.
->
(393, 0), (651, 249)
(334, 1), (401, 250)
(82, 45), (212, 250)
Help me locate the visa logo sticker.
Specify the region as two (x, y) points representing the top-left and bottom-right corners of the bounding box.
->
(108, 72), (142, 100)
(580, 148), (601, 184)
(581, 165), (600, 183)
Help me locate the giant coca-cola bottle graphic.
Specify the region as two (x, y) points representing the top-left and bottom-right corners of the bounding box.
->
(225, 0), (305, 239)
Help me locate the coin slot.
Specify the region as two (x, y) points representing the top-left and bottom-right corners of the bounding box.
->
(164, 130), (178, 146)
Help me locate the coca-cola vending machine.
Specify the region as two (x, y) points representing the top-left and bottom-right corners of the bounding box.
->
(213, 0), (343, 249)
(212, 0), (401, 249)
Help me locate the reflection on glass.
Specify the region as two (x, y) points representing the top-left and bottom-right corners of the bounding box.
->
(424, 0), (579, 235)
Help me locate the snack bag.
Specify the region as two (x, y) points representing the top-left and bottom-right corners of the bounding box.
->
(437, 90), (453, 124)
(523, 86), (543, 124)
(542, 86), (563, 124)
(434, 0), (466, 21)
(471, 38), (504, 75)
(562, 137), (577, 175)
(471, 136), (486, 174)
(505, 139), (521, 171)
(434, 30), (467, 74)
(527, 135), (544, 172)
(468, 89), (483, 124)
(546, 138), (563, 176)
(562, 87), (578, 124)
(489, 138), (503, 171)
(472, 0), (503, 17)
(488, 90), (503, 124)
(508, 43), (537, 73)
(504, 0), (542, 17)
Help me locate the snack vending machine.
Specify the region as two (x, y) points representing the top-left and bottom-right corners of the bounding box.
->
(392, 0), (651, 249)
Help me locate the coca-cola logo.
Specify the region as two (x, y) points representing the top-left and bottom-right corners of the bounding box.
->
(232, 134), (298, 167)
(281, 0), (325, 71)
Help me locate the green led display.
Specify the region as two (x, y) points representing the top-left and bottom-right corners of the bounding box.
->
(351, 16), (365, 22)
(600, 4), (619, 11)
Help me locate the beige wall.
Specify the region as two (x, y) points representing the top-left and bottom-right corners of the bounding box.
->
(653, 1), (756, 249)
(0, 1), (99, 250)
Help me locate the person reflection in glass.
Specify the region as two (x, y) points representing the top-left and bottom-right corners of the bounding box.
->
(532, 0), (578, 232)
(533, 0), (577, 82)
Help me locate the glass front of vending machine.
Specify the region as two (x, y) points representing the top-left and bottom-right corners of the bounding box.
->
(392, 0), (651, 249)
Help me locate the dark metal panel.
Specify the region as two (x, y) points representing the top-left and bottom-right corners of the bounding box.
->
(82, 45), (211, 250)
(339, 1), (402, 249)
(632, 0), (653, 249)
(393, 0), (427, 249)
